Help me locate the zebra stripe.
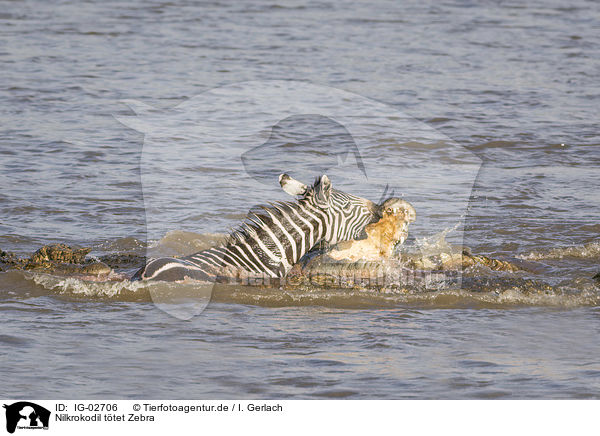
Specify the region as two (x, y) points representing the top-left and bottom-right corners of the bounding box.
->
(262, 207), (297, 264)
(275, 205), (305, 263)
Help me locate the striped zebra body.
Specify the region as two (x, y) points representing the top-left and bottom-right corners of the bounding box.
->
(132, 174), (380, 282)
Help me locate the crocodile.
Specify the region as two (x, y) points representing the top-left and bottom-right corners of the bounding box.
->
(0, 244), (112, 277)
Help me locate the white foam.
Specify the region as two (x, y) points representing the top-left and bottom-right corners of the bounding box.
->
(28, 273), (148, 300)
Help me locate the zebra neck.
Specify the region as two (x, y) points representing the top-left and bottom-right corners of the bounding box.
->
(222, 200), (328, 278)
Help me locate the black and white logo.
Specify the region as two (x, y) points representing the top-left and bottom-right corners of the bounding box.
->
(3, 402), (50, 434)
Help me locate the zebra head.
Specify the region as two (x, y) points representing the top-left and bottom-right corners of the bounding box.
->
(279, 173), (380, 245)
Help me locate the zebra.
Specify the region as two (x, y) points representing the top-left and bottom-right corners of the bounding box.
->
(131, 174), (382, 282)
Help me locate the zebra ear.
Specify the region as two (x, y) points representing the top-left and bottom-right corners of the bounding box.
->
(314, 174), (332, 206)
(279, 173), (308, 196)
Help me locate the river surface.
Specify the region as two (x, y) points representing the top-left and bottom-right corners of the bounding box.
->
(1, 0), (599, 399)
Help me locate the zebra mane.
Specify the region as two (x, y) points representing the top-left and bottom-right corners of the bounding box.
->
(307, 176), (321, 195)
(224, 200), (306, 246)
(224, 176), (323, 246)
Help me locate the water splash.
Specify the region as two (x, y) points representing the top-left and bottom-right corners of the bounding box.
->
(412, 222), (462, 257)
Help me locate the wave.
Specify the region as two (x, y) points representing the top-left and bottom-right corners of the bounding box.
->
(146, 230), (227, 257)
(1, 268), (598, 309)
(13, 270), (150, 301)
(210, 285), (600, 309)
(518, 241), (600, 260)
